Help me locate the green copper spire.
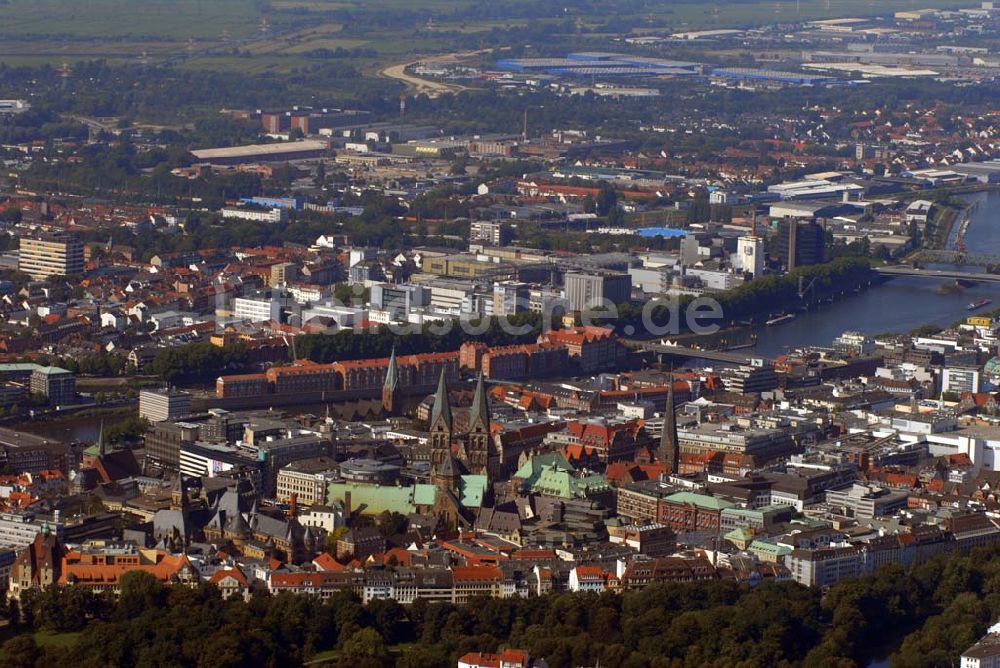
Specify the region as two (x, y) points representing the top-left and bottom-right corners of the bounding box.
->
(468, 372), (490, 430)
(430, 368), (452, 430)
(384, 347), (399, 391)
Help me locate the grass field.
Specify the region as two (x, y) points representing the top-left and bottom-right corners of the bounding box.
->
(0, 0), (983, 70)
(0, 0), (268, 39)
(0, 630), (82, 657)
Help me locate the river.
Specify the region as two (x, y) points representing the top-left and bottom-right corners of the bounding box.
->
(747, 190), (1000, 358)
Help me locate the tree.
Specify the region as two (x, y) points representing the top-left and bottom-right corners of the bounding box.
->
(596, 183), (617, 217)
(338, 628), (390, 667)
(0, 635), (41, 668)
(115, 570), (164, 621)
(326, 526), (350, 556)
(377, 512), (409, 538)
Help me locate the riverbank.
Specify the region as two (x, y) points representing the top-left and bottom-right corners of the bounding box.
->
(14, 405), (135, 443)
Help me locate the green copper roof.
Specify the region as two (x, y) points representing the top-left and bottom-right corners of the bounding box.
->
(664, 491), (735, 511)
(430, 368), (452, 430)
(383, 347), (399, 391)
(468, 372), (490, 431)
(748, 540), (792, 557)
(528, 464), (609, 500)
(725, 527), (755, 543)
(328, 483), (418, 515)
(514, 452), (575, 483)
(329, 477), (486, 515)
(459, 475), (488, 507)
(413, 484), (436, 507)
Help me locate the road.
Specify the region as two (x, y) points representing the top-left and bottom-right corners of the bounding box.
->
(626, 340), (765, 367)
(874, 266), (1000, 284)
(379, 49), (491, 98)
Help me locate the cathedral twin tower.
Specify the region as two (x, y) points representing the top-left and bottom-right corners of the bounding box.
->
(382, 348), (499, 489)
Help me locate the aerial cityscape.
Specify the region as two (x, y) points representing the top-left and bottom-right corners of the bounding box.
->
(4, 0), (1000, 666)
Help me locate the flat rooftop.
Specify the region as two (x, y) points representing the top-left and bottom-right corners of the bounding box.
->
(191, 140), (328, 161)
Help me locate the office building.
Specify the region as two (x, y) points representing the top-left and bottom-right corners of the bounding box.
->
(220, 206), (287, 224)
(564, 271), (632, 311)
(144, 421), (201, 471)
(29, 367), (75, 405)
(370, 284), (430, 320)
(721, 362), (780, 395)
(233, 292), (285, 323)
(18, 234), (84, 280)
(942, 366), (983, 395)
(179, 441), (265, 493)
(833, 331), (875, 357)
(777, 220), (825, 271)
(275, 457), (339, 506)
(492, 281), (530, 316)
(470, 221), (513, 246)
(270, 262), (299, 287)
(0, 428), (69, 474)
(138, 389), (193, 424)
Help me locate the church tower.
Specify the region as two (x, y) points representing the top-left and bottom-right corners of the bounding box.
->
(429, 369), (453, 469)
(382, 347), (401, 416)
(659, 378), (680, 474)
(466, 372), (497, 482)
(171, 475), (189, 511)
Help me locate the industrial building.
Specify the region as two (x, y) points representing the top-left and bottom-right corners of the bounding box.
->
(190, 140), (329, 166)
(710, 68), (836, 86)
(951, 160), (1000, 184)
(496, 52), (703, 78)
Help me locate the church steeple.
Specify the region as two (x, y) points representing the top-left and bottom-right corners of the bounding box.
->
(660, 377), (680, 474)
(466, 372), (496, 481)
(382, 347), (401, 416)
(171, 475), (189, 511)
(97, 419), (106, 457)
(469, 372), (490, 431)
(429, 369), (453, 468)
(430, 368), (452, 432)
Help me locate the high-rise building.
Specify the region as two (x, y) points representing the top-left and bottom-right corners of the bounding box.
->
(139, 389), (193, 423)
(18, 234), (84, 280)
(492, 281), (530, 316)
(777, 220), (825, 271)
(563, 271), (632, 312)
(470, 221), (512, 247)
(735, 236), (766, 278)
(270, 262), (298, 287)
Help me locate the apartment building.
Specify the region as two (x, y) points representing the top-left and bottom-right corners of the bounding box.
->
(18, 234), (84, 280)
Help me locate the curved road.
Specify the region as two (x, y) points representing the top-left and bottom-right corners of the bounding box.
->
(379, 49), (491, 98)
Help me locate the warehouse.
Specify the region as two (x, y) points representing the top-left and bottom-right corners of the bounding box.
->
(496, 53), (702, 78)
(710, 68), (835, 86)
(190, 140), (329, 165)
(951, 161), (1000, 184)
